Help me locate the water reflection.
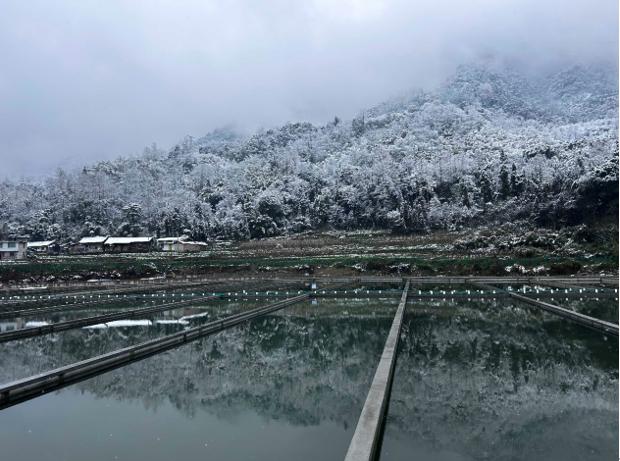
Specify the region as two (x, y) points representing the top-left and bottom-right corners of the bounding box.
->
(0, 299), (289, 381)
(381, 299), (618, 461)
(0, 299), (396, 461)
(79, 300), (396, 422)
(0, 296), (616, 461)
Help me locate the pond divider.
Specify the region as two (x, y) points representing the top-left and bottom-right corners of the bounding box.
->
(344, 281), (410, 461)
(472, 282), (618, 337)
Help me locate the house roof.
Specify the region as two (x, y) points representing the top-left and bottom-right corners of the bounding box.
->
(105, 236), (154, 245)
(27, 240), (55, 248)
(157, 237), (208, 246)
(157, 237), (183, 243)
(79, 236), (108, 244)
(182, 241), (209, 246)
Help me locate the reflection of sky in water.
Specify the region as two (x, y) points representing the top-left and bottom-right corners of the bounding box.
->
(0, 296), (616, 460)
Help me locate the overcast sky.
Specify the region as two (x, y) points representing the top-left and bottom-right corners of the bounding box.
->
(0, 0), (617, 178)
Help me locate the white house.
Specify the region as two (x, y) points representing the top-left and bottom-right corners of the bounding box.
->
(104, 236), (156, 253)
(0, 240), (28, 260)
(157, 237), (209, 253)
(27, 240), (57, 254)
(77, 236), (108, 253)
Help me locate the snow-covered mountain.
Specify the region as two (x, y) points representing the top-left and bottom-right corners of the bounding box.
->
(0, 63), (617, 241)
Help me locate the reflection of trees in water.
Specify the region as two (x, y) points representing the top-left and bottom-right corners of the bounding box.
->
(0, 323), (171, 382)
(0, 298), (396, 381)
(0, 298), (299, 382)
(86, 315), (394, 426)
(0, 298), (616, 453)
(0, 314), (394, 427)
(101, 316), (390, 425)
(385, 299), (618, 460)
(554, 298), (619, 324)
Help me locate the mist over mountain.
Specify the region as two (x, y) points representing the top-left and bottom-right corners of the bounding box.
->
(2, 0), (616, 178)
(0, 63), (617, 242)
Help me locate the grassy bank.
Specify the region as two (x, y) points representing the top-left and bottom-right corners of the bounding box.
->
(1, 229), (617, 284)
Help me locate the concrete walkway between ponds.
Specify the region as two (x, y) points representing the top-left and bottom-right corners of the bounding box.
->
(344, 281), (410, 461)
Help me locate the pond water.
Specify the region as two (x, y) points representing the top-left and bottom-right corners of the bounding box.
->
(0, 293), (616, 461)
(380, 298), (618, 461)
(0, 297), (397, 460)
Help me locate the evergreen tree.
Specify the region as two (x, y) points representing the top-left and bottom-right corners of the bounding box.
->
(499, 165), (511, 200)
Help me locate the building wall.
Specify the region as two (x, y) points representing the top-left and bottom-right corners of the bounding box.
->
(0, 241), (27, 260)
(28, 246), (48, 253)
(80, 243), (105, 254)
(160, 242), (176, 252)
(106, 242), (155, 253)
(179, 243), (208, 252)
(160, 242), (207, 252)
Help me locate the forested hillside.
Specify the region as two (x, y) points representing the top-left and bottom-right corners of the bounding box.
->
(1, 63), (617, 242)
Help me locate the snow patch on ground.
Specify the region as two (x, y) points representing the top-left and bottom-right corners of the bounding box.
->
(25, 321), (50, 328)
(84, 319), (153, 329)
(180, 312), (210, 321)
(156, 319), (190, 325)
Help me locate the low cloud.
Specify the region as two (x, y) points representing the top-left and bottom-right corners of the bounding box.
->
(0, 0), (617, 177)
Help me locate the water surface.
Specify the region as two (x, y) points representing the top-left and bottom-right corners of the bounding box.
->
(381, 298), (618, 461)
(0, 297), (397, 460)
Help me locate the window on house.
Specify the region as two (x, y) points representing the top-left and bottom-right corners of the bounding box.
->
(8, 242), (16, 248)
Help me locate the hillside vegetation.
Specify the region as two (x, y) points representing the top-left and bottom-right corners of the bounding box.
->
(1, 63), (617, 244)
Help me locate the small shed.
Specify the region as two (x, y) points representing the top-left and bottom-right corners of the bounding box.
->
(105, 236), (156, 253)
(77, 236), (109, 253)
(27, 240), (58, 254)
(157, 237), (209, 253)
